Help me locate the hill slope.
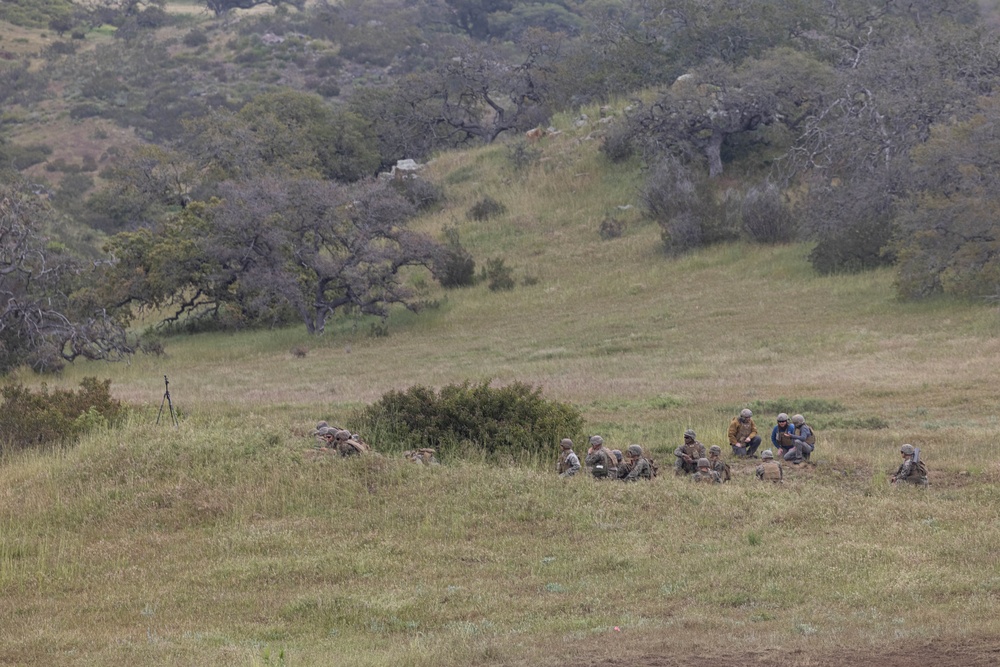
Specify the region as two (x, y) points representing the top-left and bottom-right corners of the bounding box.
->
(3, 109), (1000, 666)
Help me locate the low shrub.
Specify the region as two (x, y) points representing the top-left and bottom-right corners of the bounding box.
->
(643, 158), (739, 255)
(0, 377), (125, 451)
(599, 217), (625, 240)
(183, 29), (209, 48)
(436, 226), (476, 288)
(506, 140), (542, 171)
(390, 177), (444, 212)
(741, 182), (797, 244)
(466, 196), (506, 221)
(483, 257), (515, 291)
(600, 123), (634, 163)
(355, 380), (583, 458)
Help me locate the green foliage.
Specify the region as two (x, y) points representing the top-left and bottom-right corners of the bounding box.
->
(437, 226), (477, 288)
(356, 380), (583, 458)
(0, 377), (124, 451)
(808, 216), (896, 275)
(598, 217), (625, 240)
(505, 140), (542, 171)
(0, 61), (48, 107)
(390, 177), (444, 212)
(892, 104), (1000, 299)
(0, 142), (53, 170)
(183, 29), (209, 48)
(188, 91), (381, 184)
(466, 195), (507, 221)
(644, 158), (739, 254)
(741, 182), (797, 243)
(0, 0), (75, 28)
(483, 257), (515, 291)
(600, 123), (635, 163)
(816, 415), (889, 430)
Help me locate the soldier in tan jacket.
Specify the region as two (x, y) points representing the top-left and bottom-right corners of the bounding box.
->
(728, 408), (762, 458)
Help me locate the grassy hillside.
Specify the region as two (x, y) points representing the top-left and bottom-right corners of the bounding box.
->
(3, 107), (1000, 666)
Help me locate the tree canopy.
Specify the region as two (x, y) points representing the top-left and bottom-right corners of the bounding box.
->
(102, 178), (444, 335)
(0, 182), (133, 373)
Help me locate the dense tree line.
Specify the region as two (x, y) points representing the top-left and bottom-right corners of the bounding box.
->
(4, 0), (1000, 371)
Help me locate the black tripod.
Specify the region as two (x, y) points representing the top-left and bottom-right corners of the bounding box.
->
(156, 375), (178, 427)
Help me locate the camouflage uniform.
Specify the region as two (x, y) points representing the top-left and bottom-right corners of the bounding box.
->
(313, 425), (338, 451)
(756, 451), (783, 482)
(707, 446), (731, 482)
(783, 414), (814, 463)
(334, 430), (369, 457)
(618, 444), (653, 482)
(556, 439), (581, 478)
(692, 459), (721, 483)
(584, 436), (618, 479)
(892, 445), (928, 486)
(404, 448), (439, 465)
(674, 429), (706, 476)
(728, 409), (761, 458)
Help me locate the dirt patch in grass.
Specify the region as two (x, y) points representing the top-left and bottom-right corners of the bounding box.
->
(566, 638), (1000, 666)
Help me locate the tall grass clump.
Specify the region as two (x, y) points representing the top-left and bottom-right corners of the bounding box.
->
(354, 380), (583, 459)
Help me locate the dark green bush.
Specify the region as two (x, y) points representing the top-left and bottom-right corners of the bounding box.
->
(741, 182), (797, 244)
(644, 158), (739, 255)
(183, 29), (209, 48)
(809, 219), (896, 275)
(70, 102), (104, 120)
(600, 123), (634, 163)
(4, 143), (53, 170)
(599, 217), (625, 240)
(466, 196), (507, 221)
(355, 380), (583, 458)
(505, 141), (542, 171)
(483, 257), (515, 291)
(436, 226), (476, 288)
(390, 177), (443, 212)
(46, 40), (77, 56)
(0, 377), (125, 451)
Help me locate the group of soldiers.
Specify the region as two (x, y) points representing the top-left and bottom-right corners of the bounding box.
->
(311, 421), (439, 465)
(309, 407), (929, 486)
(556, 408), (929, 486)
(312, 421), (370, 456)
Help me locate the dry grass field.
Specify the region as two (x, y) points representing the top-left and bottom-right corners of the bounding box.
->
(2, 106), (1000, 666)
